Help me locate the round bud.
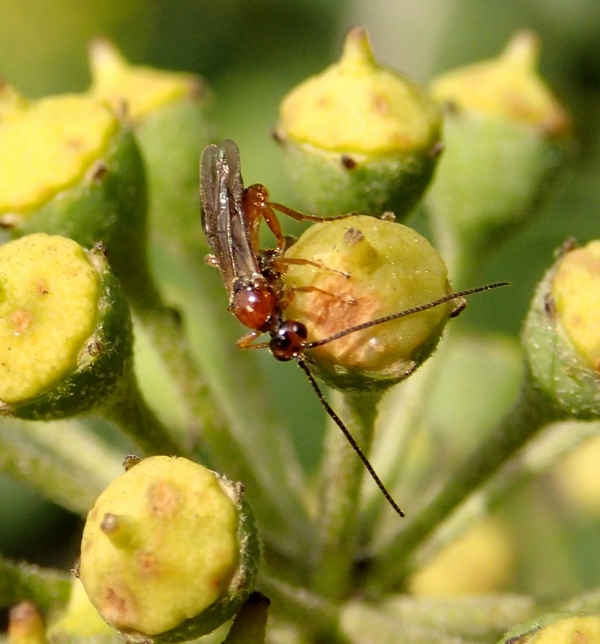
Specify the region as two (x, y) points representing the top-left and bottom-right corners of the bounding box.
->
(282, 215), (454, 391)
(0, 84), (146, 291)
(0, 234), (132, 420)
(523, 240), (600, 419)
(274, 27), (443, 219)
(79, 456), (260, 641)
(426, 32), (572, 283)
(88, 39), (211, 257)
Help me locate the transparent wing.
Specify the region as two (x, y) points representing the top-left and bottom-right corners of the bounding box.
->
(200, 140), (259, 293)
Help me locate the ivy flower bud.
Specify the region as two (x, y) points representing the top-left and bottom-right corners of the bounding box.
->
(499, 613), (600, 644)
(523, 240), (600, 419)
(0, 84), (146, 287)
(426, 32), (572, 284)
(79, 456), (260, 641)
(0, 234), (132, 420)
(8, 602), (47, 644)
(47, 578), (114, 640)
(274, 27), (443, 219)
(89, 40), (211, 255)
(282, 215), (455, 391)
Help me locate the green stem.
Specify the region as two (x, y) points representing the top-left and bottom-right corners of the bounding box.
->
(369, 370), (563, 591)
(360, 347), (450, 543)
(311, 389), (382, 600)
(103, 361), (187, 457)
(0, 418), (122, 515)
(374, 594), (535, 640)
(404, 419), (600, 577)
(0, 558), (70, 613)
(119, 258), (219, 446)
(258, 573), (341, 640)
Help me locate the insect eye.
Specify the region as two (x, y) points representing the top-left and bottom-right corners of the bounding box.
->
(269, 320), (307, 362)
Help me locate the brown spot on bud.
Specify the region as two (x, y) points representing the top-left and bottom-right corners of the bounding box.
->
(100, 584), (138, 628)
(100, 513), (120, 535)
(10, 309), (33, 335)
(90, 161), (108, 183)
(147, 480), (179, 517)
(372, 93), (390, 115)
(271, 128), (285, 145)
(554, 237), (577, 259)
(341, 154), (358, 170)
(544, 292), (556, 317)
(138, 550), (160, 575)
(429, 140), (445, 158)
(343, 227), (364, 245)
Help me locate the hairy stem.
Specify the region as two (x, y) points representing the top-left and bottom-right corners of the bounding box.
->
(370, 371), (563, 590)
(0, 558), (70, 613)
(311, 389), (383, 600)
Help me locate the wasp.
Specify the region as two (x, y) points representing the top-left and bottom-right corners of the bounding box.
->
(200, 139), (507, 518)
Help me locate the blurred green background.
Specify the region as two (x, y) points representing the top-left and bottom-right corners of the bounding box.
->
(0, 0), (599, 612)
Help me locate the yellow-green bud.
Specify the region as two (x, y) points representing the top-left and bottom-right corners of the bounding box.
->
(282, 215), (454, 391)
(47, 578), (114, 642)
(89, 39), (206, 124)
(8, 601), (47, 644)
(407, 518), (515, 597)
(499, 613), (600, 644)
(426, 32), (572, 284)
(430, 32), (570, 136)
(523, 240), (600, 419)
(79, 456), (260, 641)
(275, 27), (443, 219)
(89, 39), (211, 258)
(0, 85), (146, 291)
(0, 234), (132, 420)
(0, 93), (118, 217)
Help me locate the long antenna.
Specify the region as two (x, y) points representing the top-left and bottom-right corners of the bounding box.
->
(296, 358), (405, 518)
(305, 282), (510, 349)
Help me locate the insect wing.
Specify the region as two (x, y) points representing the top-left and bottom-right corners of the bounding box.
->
(200, 140), (260, 291)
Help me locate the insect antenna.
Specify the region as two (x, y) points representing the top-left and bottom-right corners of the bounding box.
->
(296, 358), (405, 518)
(305, 282), (510, 349)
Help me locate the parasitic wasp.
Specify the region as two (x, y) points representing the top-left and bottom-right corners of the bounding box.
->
(200, 139), (508, 518)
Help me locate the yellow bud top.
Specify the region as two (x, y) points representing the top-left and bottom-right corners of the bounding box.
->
(552, 241), (600, 371)
(0, 95), (118, 213)
(0, 234), (99, 404)
(533, 615), (600, 643)
(89, 39), (201, 122)
(79, 456), (240, 636)
(430, 31), (571, 137)
(278, 27), (442, 154)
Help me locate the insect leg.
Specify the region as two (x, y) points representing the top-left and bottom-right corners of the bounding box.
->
(269, 201), (355, 224)
(236, 330), (270, 350)
(274, 256), (350, 279)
